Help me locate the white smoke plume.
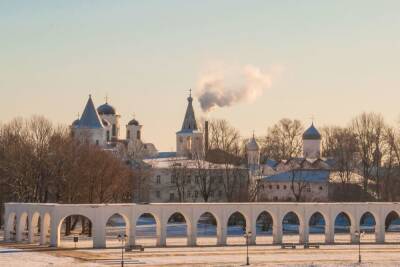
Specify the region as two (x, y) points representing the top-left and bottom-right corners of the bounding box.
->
(197, 64), (273, 112)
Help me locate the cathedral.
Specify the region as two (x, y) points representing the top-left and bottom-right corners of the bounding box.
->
(71, 95), (158, 159)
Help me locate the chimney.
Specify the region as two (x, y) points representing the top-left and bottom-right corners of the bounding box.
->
(204, 121), (209, 155)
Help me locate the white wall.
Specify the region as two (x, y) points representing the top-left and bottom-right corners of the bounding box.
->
(4, 202), (397, 248)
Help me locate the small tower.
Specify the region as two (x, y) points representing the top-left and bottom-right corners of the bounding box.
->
(303, 123), (321, 158)
(126, 117), (142, 141)
(246, 133), (260, 169)
(97, 97), (120, 141)
(176, 90), (203, 158)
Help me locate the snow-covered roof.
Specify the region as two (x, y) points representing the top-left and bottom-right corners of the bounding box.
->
(263, 169), (330, 183)
(143, 157), (238, 169)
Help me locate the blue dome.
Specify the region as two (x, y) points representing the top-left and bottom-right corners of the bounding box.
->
(97, 103), (116, 115)
(303, 124), (321, 140)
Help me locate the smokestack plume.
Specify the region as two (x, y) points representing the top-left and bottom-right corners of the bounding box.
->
(197, 64), (272, 112)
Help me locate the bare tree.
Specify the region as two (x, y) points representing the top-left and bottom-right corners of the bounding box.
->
(351, 112), (385, 197)
(193, 154), (214, 202)
(261, 119), (304, 162)
(322, 126), (358, 198)
(169, 160), (190, 202)
(290, 169), (309, 202)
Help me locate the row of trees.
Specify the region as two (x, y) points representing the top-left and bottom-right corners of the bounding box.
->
(0, 116), (135, 226)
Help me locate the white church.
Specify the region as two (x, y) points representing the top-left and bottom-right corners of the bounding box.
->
(71, 95), (158, 159)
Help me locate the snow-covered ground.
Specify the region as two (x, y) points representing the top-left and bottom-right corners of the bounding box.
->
(3, 229), (400, 266)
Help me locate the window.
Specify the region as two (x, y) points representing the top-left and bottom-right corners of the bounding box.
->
(319, 186), (323, 190)
(156, 191), (161, 198)
(194, 191), (199, 198)
(276, 185), (280, 190)
(137, 130), (141, 140)
(112, 124), (116, 136)
(126, 130), (130, 139)
(95, 140), (99, 145)
(107, 131), (110, 141)
(269, 185), (272, 190)
(169, 193), (175, 201)
(273, 196), (278, 201)
(156, 175), (161, 184)
(283, 185), (287, 190)
(306, 184), (311, 192)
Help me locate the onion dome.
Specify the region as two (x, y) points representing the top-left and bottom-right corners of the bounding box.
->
(128, 118), (139, 126)
(246, 135), (260, 151)
(303, 123), (321, 140)
(97, 103), (116, 115)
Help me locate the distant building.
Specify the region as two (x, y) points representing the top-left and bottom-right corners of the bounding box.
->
(71, 95), (158, 158)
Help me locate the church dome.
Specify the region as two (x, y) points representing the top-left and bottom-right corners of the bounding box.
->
(246, 136), (260, 151)
(128, 118), (139, 126)
(97, 103), (116, 115)
(303, 123), (321, 140)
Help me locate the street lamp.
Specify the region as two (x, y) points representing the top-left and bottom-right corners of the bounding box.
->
(243, 230), (252, 266)
(355, 230), (365, 264)
(117, 234), (128, 267)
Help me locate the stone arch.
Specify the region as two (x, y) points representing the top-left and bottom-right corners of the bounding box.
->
(40, 213), (51, 245)
(17, 212), (29, 242)
(282, 211), (301, 244)
(5, 212), (17, 241)
(256, 211), (273, 245)
(166, 212), (190, 246)
(308, 211), (326, 243)
(334, 212), (352, 243)
(105, 213), (130, 248)
(57, 214), (94, 248)
(227, 211), (248, 245)
(29, 212), (41, 243)
(384, 211), (400, 243)
(196, 212), (219, 246)
(135, 212), (161, 247)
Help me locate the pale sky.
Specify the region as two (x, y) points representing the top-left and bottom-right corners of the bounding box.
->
(1, 1), (400, 151)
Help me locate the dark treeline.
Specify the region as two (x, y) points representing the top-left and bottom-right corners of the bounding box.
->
(0, 116), (134, 226)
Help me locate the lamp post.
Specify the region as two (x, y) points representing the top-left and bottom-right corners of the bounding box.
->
(355, 230), (364, 264)
(117, 234), (128, 267)
(243, 230), (252, 266)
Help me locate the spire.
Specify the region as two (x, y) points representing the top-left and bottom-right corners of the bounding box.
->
(77, 95), (104, 128)
(180, 90), (198, 132)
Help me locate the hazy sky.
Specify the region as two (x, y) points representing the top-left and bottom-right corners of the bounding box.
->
(1, 1), (400, 150)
